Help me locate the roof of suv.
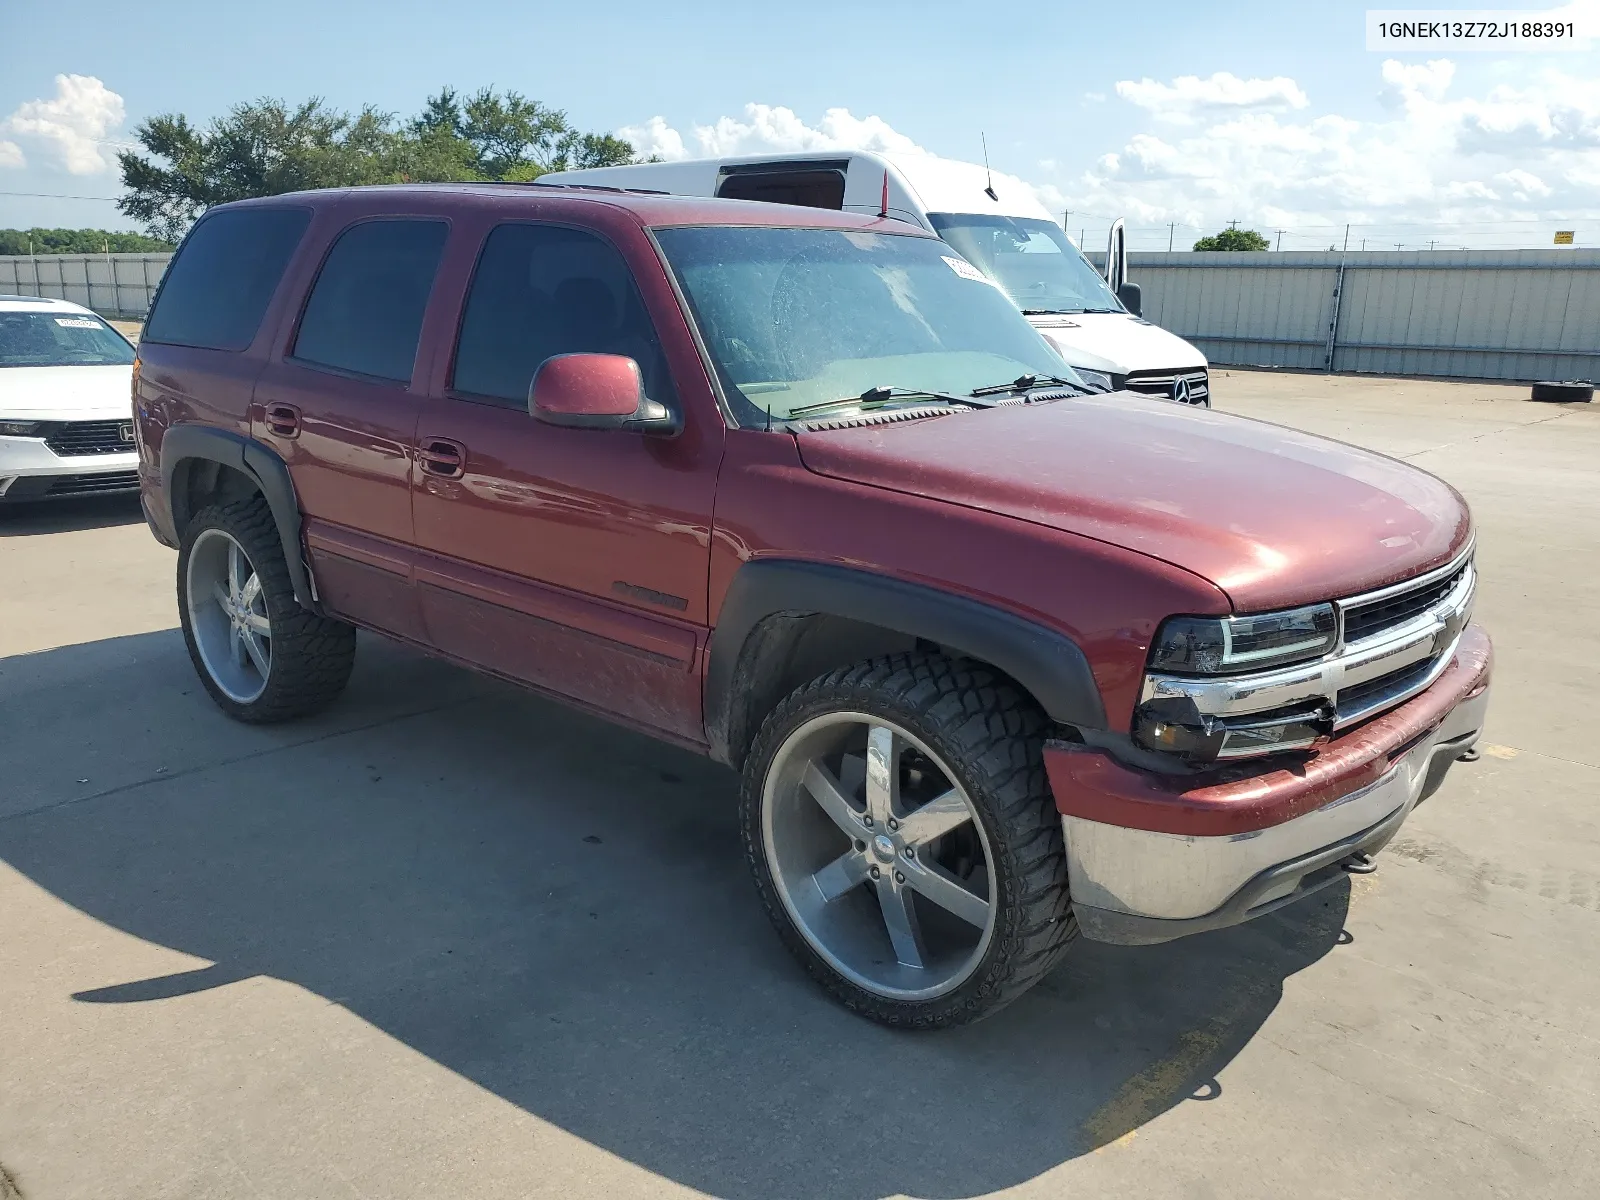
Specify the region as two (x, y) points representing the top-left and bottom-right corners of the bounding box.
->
(0, 295), (96, 314)
(220, 183), (940, 235)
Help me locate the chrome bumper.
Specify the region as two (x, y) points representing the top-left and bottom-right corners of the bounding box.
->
(1064, 680), (1489, 946)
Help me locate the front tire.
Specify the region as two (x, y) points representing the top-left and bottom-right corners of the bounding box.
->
(177, 496), (355, 723)
(741, 654), (1077, 1028)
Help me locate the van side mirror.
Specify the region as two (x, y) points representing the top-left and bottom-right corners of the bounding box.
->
(1117, 281), (1143, 318)
(529, 353), (679, 435)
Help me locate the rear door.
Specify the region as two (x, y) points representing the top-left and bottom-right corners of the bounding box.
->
(253, 214), (450, 642)
(410, 218), (722, 744)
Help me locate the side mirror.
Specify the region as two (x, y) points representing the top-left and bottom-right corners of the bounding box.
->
(1117, 281), (1143, 318)
(529, 353), (679, 435)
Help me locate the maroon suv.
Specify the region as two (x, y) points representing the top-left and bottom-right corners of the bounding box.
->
(135, 185), (1491, 1027)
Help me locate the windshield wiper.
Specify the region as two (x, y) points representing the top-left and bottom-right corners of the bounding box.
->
(1020, 307), (1088, 316)
(787, 386), (996, 419)
(969, 373), (1090, 398)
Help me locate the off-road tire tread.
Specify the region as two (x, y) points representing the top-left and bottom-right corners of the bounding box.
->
(741, 652), (1077, 1029)
(178, 496), (355, 723)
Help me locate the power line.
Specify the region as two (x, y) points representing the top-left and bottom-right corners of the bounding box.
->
(0, 190), (123, 201)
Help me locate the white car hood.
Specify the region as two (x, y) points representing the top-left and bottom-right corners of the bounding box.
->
(0, 365), (134, 422)
(1029, 312), (1206, 376)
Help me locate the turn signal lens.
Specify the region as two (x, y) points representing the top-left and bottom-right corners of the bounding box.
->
(0, 421), (40, 436)
(1149, 604), (1337, 676)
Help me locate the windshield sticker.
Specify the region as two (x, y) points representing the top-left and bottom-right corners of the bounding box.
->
(54, 317), (101, 328)
(941, 255), (995, 285)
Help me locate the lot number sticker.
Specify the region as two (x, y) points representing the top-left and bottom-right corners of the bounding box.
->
(941, 255), (994, 284)
(54, 317), (100, 328)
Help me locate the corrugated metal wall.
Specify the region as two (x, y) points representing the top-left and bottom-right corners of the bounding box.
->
(0, 253), (170, 318)
(1095, 249), (1600, 382)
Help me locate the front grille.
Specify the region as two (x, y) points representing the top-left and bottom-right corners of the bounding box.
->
(1343, 564), (1469, 644)
(42, 419), (136, 457)
(46, 470), (140, 495)
(1337, 659), (1435, 715)
(1122, 368), (1209, 405)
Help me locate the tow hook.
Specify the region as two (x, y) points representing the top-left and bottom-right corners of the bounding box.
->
(1457, 747), (1481, 762)
(1342, 851), (1378, 874)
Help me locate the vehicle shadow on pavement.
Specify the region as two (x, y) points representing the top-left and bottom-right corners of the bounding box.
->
(0, 630), (1349, 1200)
(0, 494), (145, 536)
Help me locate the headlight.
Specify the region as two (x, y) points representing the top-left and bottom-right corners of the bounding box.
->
(1148, 604), (1338, 676)
(1071, 368), (1113, 393)
(0, 421), (41, 436)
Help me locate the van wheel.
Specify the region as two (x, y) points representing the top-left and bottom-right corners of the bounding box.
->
(741, 653), (1077, 1028)
(178, 496), (356, 723)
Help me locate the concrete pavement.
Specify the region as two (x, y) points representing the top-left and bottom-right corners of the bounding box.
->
(1, 374), (1597, 1199)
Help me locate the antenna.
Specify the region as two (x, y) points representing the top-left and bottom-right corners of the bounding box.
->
(980, 133), (998, 202)
(879, 169), (889, 219)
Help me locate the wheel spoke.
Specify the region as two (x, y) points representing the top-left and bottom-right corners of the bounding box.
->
(239, 573), (262, 609)
(864, 725), (900, 823)
(228, 541), (247, 596)
(811, 852), (870, 903)
(211, 581), (231, 612)
(802, 761), (866, 838)
(230, 625), (247, 666)
(876, 879), (925, 968)
(904, 861), (992, 929)
(244, 612), (272, 635)
(242, 630), (270, 677)
(897, 787), (974, 847)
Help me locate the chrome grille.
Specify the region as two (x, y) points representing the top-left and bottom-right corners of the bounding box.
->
(42, 420), (136, 457)
(1122, 368), (1209, 405)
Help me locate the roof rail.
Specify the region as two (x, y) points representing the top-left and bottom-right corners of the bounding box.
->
(477, 180), (673, 196)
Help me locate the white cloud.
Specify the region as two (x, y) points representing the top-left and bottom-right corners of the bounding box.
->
(1, 74), (126, 174)
(1115, 72), (1309, 124)
(1056, 59), (1600, 243)
(618, 103), (927, 162)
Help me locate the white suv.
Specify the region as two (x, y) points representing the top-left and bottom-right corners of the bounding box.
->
(0, 295), (140, 503)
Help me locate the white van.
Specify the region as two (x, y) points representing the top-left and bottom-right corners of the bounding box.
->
(538, 150), (1209, 405)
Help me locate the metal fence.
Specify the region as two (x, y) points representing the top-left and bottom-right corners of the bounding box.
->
(0, 253), (171, 319)
(1094, 249), (1600, 382)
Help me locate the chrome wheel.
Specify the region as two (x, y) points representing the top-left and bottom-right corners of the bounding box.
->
(761, 712), (998, 1001)
(185, 527), (271, 703)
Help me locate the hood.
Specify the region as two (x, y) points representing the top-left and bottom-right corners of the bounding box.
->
(795, 395), (1470, 612)
(0, 365), (134, 422)
(1029, 312), (1205, 377)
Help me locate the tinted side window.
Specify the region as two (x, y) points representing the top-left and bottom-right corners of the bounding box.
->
(143, 207), (310, 350)
(451, 223), (676, 409)
(716, 169), (845, 210)
(292, 219), (448, 383)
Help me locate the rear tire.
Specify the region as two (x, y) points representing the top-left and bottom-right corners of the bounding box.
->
(1530, 380), (1593, 403)
(177, 496), (355, 723)
(741, 653), (1077, 1028)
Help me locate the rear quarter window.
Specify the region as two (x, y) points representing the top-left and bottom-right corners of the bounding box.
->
(142, 207), (311, 350)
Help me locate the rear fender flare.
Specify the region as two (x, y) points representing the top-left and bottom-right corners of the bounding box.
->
(160, 425), (316, 610)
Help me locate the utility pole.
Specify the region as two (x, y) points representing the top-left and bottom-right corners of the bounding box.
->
(1361, 238), (1366, 251)
(1428, 239), (1436, 250)
(1274, 229), (1284, 251)
(1168, 222), (1175, 252)
(1343, 224), (1350, 252)
(1228, 219), (1240, 230)
(1063, 209), (1070, 231)
(1394, 242), (1403, 250)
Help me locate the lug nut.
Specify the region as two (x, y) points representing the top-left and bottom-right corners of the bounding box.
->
(870, 865), (881, 879)
(903, 846), (915, 859)
(894, 871), (905, 884)
(855, 839), (866, 852)
(887, 818), (899, 831)
(863, 816), (874, 827)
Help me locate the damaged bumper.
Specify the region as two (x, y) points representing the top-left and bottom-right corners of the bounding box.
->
(1046, 624), (1492, 946)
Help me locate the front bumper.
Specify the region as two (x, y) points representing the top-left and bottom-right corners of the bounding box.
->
(0, 435), (140, 502)
(1047, 624), (1492, 945)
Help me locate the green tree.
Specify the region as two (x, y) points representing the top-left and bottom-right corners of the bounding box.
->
(0, 228), (174, 255)
(118, 89), (637, 240)
(1192, 227), (1272, 251)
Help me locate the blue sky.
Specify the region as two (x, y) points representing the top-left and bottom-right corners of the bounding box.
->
(2, 0), (1596, 248)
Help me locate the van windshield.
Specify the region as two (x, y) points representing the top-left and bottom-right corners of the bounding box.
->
(0, 310), (136, 367)
(927, 214), (1123, 316)
(654, 225), (1079, 425)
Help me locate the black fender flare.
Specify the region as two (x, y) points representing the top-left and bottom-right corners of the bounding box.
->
(705, 559), (1107, 764)
(159, 425), (317, 611)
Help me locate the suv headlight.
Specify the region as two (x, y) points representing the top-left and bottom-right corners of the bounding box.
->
(1147, 604), (1337, 676)
(1072, 368), (1113, 393)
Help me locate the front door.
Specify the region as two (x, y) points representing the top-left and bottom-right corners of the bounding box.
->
(411, 220), (721, 743)
(254, 215), (450, 643)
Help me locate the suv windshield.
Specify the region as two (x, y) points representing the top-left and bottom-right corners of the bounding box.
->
(926, 214), (1123, 316)
(0, 310), (136, 367)
(654, 226), (1081, 423)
